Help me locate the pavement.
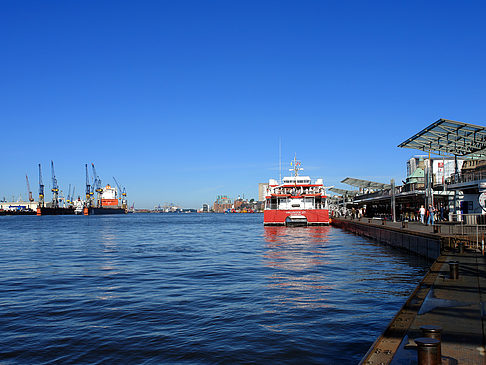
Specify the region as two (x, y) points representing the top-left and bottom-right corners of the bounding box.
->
(334, 218), (486, 364)
(390, 250), (486, 364)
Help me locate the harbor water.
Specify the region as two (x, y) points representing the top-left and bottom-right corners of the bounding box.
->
(0, 214), (429, 364)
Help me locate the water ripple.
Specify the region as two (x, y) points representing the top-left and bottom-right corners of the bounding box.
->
(0, 214), (428, 364)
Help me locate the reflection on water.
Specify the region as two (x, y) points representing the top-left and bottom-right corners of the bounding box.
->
(97, 226), (120, 300)
(263, 226), (335, 309)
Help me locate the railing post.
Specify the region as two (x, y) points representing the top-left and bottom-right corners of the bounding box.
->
(477, 224), (479, 250)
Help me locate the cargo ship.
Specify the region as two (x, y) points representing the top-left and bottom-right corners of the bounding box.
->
(85, 184), (126, 215)
(263, 157), (329, 226)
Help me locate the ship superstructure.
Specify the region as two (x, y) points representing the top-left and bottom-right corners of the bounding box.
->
(264, 157), (329, 226)
(82, 163), (127, 215)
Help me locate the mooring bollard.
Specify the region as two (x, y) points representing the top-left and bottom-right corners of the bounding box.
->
(449, 261), (459, 279)
(420, 325), (442, 361)
(458, 241), (464, 254)
(415, 337), (441, 365)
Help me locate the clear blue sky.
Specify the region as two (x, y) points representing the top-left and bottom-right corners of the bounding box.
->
(1, 1), (485, 208)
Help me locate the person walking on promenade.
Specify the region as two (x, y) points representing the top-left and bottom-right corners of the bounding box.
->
(419, 205), (426, 224)
(427, 204), (435, 225)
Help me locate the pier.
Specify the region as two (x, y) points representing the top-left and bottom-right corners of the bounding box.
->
(331, 217), (486, 364)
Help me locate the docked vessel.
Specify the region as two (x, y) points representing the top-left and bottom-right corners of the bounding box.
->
(86, 184), (126, 215)
(264, 157), (329, 226)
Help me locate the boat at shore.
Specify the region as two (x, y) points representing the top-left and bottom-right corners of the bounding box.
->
(263, 157), (329, 226)
(84, 184), (126, 215)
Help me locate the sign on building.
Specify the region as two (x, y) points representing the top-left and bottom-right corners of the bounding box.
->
(479, 192), (486, 212)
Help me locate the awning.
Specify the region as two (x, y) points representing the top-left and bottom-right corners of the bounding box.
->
(341, 177), (391, 190)
(398, 119), (486, 158)
(329, 187), (359, 196)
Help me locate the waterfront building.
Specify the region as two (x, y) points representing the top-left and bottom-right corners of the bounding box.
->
(335, 119), (486, 220)
(0, 201), (38, 212)
(201, 203), (209, 212)
(213, 195), (232, 213)
(258, 183), (268, 202)
(399, 119), (486, 215)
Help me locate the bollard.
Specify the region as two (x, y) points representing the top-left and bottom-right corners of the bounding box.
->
(415, 337), (441, 365)
(458, 241), (464, 253)
(420, 325), (442, 361)
(449, 261), (459, 279)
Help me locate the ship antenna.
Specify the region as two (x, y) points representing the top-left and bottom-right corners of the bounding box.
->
(294, 154), (298, 177)
(279, 138), (282, 184)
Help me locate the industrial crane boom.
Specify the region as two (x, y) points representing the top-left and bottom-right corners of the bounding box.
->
(26, 174), (34, 202)
(67, 184), (71, 204)
(85, 164), (92, 207)
(51, 160), (59, 208)
(113, 176), (127, 209)
(91, 163), (103, 207)
(38, 164), (44, 207)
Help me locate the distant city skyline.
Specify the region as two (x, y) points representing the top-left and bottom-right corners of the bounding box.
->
(1, 1), (485, 208)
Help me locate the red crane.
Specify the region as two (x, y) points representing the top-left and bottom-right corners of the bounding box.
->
(25, 174), (34, 202)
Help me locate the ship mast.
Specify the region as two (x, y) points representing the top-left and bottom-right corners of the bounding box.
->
(290, 154), (303, 178)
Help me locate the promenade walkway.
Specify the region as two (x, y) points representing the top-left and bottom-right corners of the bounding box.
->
(331, 218), (486, 364)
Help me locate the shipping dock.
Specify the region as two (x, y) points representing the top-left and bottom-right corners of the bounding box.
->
(3, 161), (129, 216)
(82, 165), (127, 215)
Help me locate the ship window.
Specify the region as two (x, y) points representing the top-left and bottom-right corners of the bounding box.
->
(267, 198), (277, 210)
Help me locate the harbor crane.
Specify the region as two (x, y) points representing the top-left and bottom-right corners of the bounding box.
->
(85, 164), (92, 207)
(91, 163), (103, 208)
(25, 174), (34, 202)
(113, 176), (127, 210)
(72, 186), (76, 201)
(66, 184), (71, 205)
(38, 164), (44, 207)
(51, 160), (59, 208)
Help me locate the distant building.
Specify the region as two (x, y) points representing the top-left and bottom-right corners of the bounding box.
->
(201, 203), (209, 212)
(406, 155), (464, 185)
(258, 183), (268, 202)
(0, 201), (38, 211)
(213, 195), (232, 213)
(406, 156), (427, 177)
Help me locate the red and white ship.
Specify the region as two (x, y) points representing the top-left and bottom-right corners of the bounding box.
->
(264, 157), (329, 226)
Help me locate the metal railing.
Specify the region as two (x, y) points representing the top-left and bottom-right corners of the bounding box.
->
(435, 214), (486, 253)
(449, 171), (486, 184)
(447, 213), (486, 224)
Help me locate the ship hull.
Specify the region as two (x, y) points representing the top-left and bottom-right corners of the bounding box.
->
(264, 209), (329, 226)
(89, 207), (126, 215)
(0, 210), (37, 216)
(37, 207), (75, 215)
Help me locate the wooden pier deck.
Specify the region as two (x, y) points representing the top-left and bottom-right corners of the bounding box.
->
(331, 218), (486, 364)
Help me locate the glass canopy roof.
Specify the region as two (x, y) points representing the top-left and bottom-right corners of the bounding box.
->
(398, 119), (486, 158)
(328, 187), (359, 196)
(341, 177), (391, 190)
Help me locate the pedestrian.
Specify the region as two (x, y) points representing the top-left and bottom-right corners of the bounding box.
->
(419, 205), (426, 224)
(427, 204), (435, 225)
